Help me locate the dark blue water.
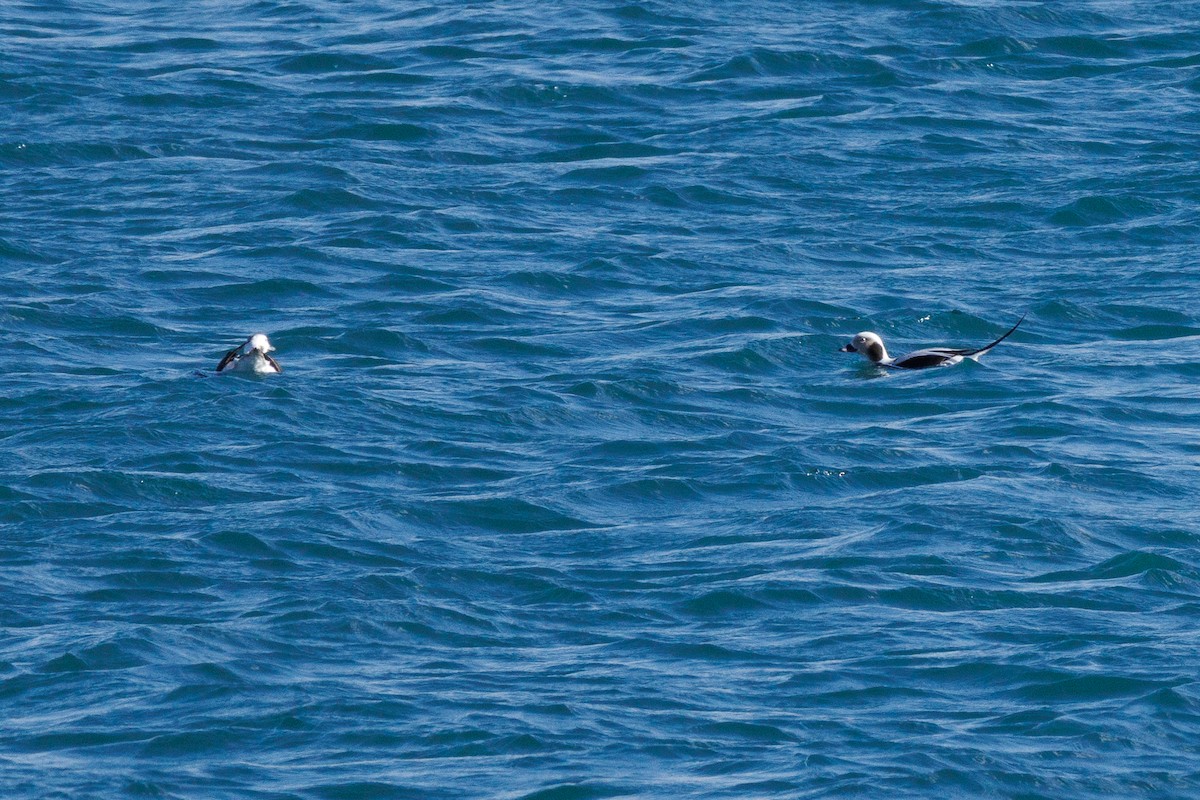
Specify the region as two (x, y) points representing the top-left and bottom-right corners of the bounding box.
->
(4, 1), (1200, 797)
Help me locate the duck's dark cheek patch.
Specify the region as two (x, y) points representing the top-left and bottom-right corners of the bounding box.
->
(867, 343), (884, 362)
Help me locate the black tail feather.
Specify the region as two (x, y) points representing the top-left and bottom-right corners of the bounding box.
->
(964, 313), (1026, 357)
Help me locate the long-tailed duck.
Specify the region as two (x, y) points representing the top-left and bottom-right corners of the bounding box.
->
(841, 314), (1025, 370)
(217, 333), (282, 375)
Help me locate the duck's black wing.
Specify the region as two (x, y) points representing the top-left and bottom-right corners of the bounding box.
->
(216, 348), (239, 372)
(216, 336), (254, 372)
(890, 350), (960, 369)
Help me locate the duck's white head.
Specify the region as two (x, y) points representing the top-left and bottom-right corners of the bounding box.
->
(840, 331), (889, 363)
(248, 333), (274, 353)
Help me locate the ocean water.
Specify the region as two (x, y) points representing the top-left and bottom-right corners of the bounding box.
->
(3, 0), (1200, 797)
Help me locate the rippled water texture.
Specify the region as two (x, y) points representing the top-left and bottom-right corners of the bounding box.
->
(4, 1), (1200, 797)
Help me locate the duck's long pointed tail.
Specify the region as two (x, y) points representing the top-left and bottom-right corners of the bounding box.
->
(963, 313), (1026, 358)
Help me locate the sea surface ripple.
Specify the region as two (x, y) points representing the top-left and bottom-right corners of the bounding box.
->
(3, 1), (1200, 797)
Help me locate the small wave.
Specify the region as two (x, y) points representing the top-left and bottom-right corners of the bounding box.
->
(418, 497), (599, 534)
(953, 36), (1034, 58)
(0, 141), (154, 167)
(1017, 674), (1175, 703)
(1110, 324), (1200, 341)
(693, 345), (779, 374)
(679, 589), (768, 617)
(190, 277), (337, 302)
(535, 141), (673, 164)
(560, 164), (651, 183)
(318, 123), (434, 142)
(1049, 195), (1160, 227)
(0, 237), (55, 263)
(103, 36), (221, 54)
(275, 52), (394, 74)
(515, 783), (629, 800)
(467, 337), (574, 358)
(282, 188), (381, 212)
(1028, 551), (1188, 584)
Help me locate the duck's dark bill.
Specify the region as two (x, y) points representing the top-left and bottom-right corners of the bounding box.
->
(840, 344), (856, 352)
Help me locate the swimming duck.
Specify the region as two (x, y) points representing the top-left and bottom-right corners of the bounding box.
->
(216, 333), (282, 375)
(841, 314), (1024, 369)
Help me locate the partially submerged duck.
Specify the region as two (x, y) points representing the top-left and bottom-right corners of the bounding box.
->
(841, 314), (1025, 370)
(217, 333), (281, 375)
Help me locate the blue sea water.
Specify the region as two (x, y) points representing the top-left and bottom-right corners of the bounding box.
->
(4, 0), (1200, 797)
